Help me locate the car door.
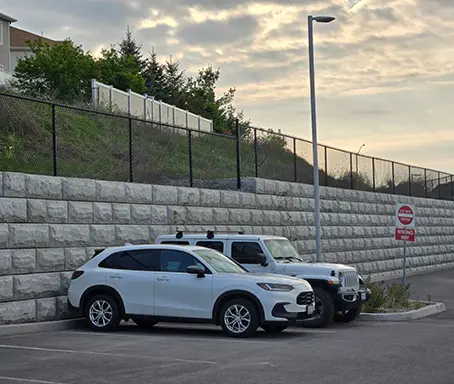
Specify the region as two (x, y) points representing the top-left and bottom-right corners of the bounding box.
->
(154, 249), (213, 319)
(229, 241), (273, 274)
(100, 249), (159, 315)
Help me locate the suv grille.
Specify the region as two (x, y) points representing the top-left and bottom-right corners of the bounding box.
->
(343, 271), (359, 289)
(297, 292), (314, 305)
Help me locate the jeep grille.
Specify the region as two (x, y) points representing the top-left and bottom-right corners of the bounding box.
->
(343, 271), (359, 289)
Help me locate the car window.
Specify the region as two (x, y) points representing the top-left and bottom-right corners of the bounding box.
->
(196, 241), (224, 253)
(99, 249), (160, 271)
(161, 250), (206, 273)
(194, 248), (247, 274)
(231, 242), (264, 264)
(160, 241), (190, 245)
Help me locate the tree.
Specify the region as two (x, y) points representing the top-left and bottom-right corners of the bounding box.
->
(13, 39), (98, 102)
(161, 56), (186, 107)
(142, 49), (165, 100)
(118, 26), (144, 70)
(97, 47), (146, 94)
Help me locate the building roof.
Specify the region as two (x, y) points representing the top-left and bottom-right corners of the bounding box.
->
(10, 26), (62, 48)
(0, 12), (17, 22)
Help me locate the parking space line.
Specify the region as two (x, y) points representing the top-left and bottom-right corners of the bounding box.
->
(0, 376), (68, 384)
(0, 344), (217, 365)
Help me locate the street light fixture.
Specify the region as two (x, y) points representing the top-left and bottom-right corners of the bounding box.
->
(308, 15), (335, 263)
(356, 144), (366, 174)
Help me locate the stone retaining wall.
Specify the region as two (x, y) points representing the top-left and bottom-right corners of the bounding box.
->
(1, 172), (454, 324)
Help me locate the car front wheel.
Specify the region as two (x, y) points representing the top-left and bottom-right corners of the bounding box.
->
(220, 299), (259, 338)
(85, 294), (121, 332)
(302, 287), (335, 328)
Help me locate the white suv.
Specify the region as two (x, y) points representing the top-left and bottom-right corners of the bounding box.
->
(68, 244), (316, 338)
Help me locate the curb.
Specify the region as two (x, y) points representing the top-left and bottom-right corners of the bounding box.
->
(358, 302), (446, 322)
(0, 318), (84, 337)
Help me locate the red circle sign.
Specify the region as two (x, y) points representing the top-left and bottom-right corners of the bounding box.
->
(397, 205), (414, 226)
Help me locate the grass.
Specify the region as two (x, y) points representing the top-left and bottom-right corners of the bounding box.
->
(362, 280), (426, 313)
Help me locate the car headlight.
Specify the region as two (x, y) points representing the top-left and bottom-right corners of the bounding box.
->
(338, 272), (345, 287)
(257, 283), (294, 292)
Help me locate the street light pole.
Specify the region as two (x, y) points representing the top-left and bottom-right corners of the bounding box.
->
(308, 15), (335, 263)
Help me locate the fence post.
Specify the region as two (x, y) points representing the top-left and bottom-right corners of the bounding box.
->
(408, 166), (412, 196)
(198, 115), (201, 131)
(91, 79), (96, 106)
(451, 175), (453, 201)
(391, 162), (395, 194)
(324, 146), (328, 186)
(438, 172), (441, 199)
(372, 158), (376, 192)
(235, 119), (241, 190)
(424, 169), (427, 198)
(254, 128), (258, 178)
(143, 94), (148, 120)
(185, 111), (189, 129)
(293, 138), (297, 183)
(172, 106), (176, 125)
(109, 85), (113, 112)
(51, 104), (57, 177)
(188, 130), (193, 188)
(150, 97), (154, 122)
(127, 89), (132, 115)
(127, 91), (133, 182)
(350, 152), (354, 189)
(159, 101), (162, 123)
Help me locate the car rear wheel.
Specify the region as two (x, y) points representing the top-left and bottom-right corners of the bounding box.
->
(132, 317), (159, 329)
(333, 304), (362, 323)
(302, 287), (335, 328)
(261, 324), (287, 333)
(220, 299), (259, 338)
(85, 294), (121, 332)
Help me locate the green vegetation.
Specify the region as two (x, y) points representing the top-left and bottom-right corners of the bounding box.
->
(362, 280), (426, 313)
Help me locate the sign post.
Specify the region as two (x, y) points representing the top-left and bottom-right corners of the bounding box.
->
(394, 204), (416, 286)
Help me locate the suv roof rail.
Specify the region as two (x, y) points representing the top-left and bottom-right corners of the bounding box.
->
(174, 230), (247, 239)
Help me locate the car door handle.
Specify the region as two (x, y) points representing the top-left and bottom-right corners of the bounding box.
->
(109, 275), (123, 279)
(157, 277), (169, 282)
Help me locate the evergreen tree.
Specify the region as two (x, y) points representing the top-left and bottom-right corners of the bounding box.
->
(119, 26), (144, 70)
(142, 49), (165, 100)
(162, 56), (187, 108)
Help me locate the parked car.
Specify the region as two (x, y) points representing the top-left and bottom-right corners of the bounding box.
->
(68, 244), (316, 338)
(156, 232), (371, 328)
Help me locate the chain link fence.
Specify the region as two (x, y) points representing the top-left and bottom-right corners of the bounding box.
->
(1, 91), (454, 200)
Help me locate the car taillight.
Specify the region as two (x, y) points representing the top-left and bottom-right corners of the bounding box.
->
(71, 271), (84, 280)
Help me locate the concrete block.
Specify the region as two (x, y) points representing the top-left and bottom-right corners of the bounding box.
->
(12, 250), (36, 274)
(49, 225), (90, 247)
(178, 187), (200, 206)
(213, 208), (230, 225)
(166, 206), (183, 225)
(257, 195), (273, 209)
(57, 295), (73, 320)
(250, 210), (264, 225)
(149, 225), (172, 242)
(90, 225), (115, 246)
(68, 202), (93, 223)
(0, 198), (27, 222)
(271, 196), (286, 210)
(3, 173), (26, 197)
(0, 300), (36, 325)
(262, 211), (281, 226)
(200, 189), (221, 207)
(112, 203), (131, 224)
(37, 297), (57, 322)
(0, 250), (12, 275)
(220, 191), (240, 207)
(27, 199), (47, 222)
(96, 180), (126, 202)
(93, 203), (112, 223)
(65, 248), (88, 270)
(9, 224), (49, 248)
(14, 273), (61, 300)
(153, 185), (178, 205)
(36, 248), (65, 272)
(187, 207), (214, 224)
(0, 276), (13, 302)
(131, 204), (152, 224)
(125, 183), (153, 204)
(0, 224), (9, 248)
(25, 174), (62, 199)
(229, 209), (251, 225)
(60, 271), (73, 294)
(47, 201), (68, 223)
(62, 178), (96, 201)
(115, 225), (150, 245)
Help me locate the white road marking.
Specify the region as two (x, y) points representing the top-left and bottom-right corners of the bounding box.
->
(0, 376), (68, 384)
(0, 344), (217, 365)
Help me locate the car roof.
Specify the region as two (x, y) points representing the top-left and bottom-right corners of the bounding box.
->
(98, 244), (207, 253)
(155, 234), (288, 241)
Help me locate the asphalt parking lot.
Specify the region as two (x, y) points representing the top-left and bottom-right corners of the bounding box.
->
(0, 269), (453, 384)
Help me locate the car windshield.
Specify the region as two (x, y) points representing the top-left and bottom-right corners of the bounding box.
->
(194, 248), (248, 274)
(264, 239), (303, 261)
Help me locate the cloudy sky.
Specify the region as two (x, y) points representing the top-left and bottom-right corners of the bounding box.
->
(3, 0), (454, 173)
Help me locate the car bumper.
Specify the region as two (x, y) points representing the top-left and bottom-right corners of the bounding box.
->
(67, 299), (81, 317)
(335, 288), (370, 311)
(269, 302), (317, 325)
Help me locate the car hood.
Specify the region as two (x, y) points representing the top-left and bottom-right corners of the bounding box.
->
(219, 272), (312, 287)
(276, 262), (356, 276)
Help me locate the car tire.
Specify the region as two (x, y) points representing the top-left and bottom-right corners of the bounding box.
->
(220, 299), (259, 338)
(302, 287), (335, 328)
(261, 324), (287, 333)
(333, 304), (362, 323)
(85, 294), (122, 332)
(132, 317), (159, 329)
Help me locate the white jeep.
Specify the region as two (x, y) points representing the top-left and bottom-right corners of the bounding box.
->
(156, 232), (371, 328)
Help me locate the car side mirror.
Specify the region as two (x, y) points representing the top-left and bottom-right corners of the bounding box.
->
(187, 265), (205, 278)
(257, 253), (268, 267)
